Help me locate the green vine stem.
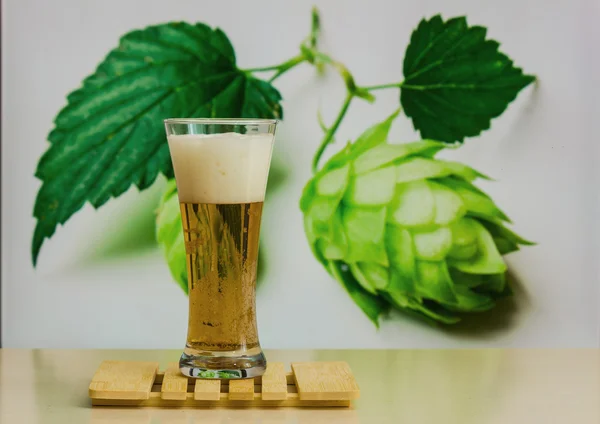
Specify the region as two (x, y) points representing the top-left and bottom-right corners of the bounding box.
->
(362, 82), (404, 91)
(268, 55), (307, 82)
(244, 53), (308, 82)
(244, 54), (306, 74)
(312, 92), (353, 173)
(243, 7), (403, 173)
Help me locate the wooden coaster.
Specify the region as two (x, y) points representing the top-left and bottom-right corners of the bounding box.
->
(89, 360), (359, 407)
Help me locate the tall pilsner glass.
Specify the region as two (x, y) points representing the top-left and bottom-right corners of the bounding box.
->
(164, 118), (277, 379)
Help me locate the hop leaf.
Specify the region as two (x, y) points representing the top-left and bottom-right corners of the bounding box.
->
(32, 22), (282, 265)
(300, 113), (533, 325)
(401, 15), (535, 143)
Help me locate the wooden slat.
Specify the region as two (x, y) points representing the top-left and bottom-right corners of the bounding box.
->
(91, 392), (350, 407)
(161, 363), (188, 400)
(261, 363), (288, 400)
(229, 379), (255, 400)
(291, 362), (359, 401)
(194, 379), (221, 401)
(155, 372), (295, 385)
(89, 360), (158, 400)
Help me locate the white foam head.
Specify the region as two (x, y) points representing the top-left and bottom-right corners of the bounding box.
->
(168, 132), (274, 204)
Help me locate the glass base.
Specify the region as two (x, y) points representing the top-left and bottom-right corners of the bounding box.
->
(179, 346), (267, 379)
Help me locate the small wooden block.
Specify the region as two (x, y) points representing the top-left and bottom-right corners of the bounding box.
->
(194, 379), (221, 401)
(161, 363), (188, 400)
(292, 362), (359, 401)
(261, 362), (288, 400)
(89, 360), (158, 400)
(229, 379), (255, 400)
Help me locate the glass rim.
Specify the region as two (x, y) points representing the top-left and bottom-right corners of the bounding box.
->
(164, 118), (278, 125)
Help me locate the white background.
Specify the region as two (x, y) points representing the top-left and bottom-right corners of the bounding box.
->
(2, 0), (599, 348)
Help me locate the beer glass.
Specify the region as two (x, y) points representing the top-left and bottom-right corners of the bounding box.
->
(164, 118), (277, 379)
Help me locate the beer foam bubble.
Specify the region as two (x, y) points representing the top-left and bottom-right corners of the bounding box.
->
(168, 132), (274, 204)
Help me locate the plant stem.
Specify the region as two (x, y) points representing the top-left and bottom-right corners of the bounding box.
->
(244, 53), (307, 75)
(244, 6), (320, 82)
(362, 81), (404, 91)
(269, 55), (307, 82)
(312, 92), (354, 173)
(245, 8), (404, 174)
(309, 6), (320, 48)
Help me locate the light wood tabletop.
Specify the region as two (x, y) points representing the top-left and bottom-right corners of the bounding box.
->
(0, 349), (598, 423)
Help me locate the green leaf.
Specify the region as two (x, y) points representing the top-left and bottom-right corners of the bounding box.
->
(32, 22), (282, 265)
(156, 180), (188, 294)
(328, 261), (389, 327)
(401, 15), (535, 143)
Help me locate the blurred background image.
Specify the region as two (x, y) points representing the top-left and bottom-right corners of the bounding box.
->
(1, 0), (599, 349)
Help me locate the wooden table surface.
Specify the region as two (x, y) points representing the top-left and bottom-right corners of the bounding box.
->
(0, 349), (598, 423)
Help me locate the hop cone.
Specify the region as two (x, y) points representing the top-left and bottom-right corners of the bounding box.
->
(300, 113), (533, 325)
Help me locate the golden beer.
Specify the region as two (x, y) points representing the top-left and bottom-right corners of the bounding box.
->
(181, 201), (263, 353)
(165, 118), (276, 379)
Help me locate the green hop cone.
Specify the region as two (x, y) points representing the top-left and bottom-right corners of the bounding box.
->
(156, 179), (188, 295)
(300, 112), (534, 325)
